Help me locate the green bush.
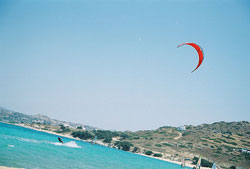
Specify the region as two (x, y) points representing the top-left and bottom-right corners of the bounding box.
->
(241, 153), (250, 161)
(62, 128), (70, 133)
(153, 153), (163, 157)
(214, 140), (222, 143)
(145, 150), (153, 156)
(219, 139), (237, 146)
(182, 131), (191, 136)
(222, 131), (232, 135)
(58, 125), (71, 133)
(155, 144), (162, 147)
(222, 135), (235, 140)
(60, 125), (65, 130)
(71, 131), (94, 140)
(114, 141), (133, 151)
(120, 133), (130, 139)
(222, 145), (234, 151)
(159, 126), (172, 129)
(93, 130), (119, 140)
(192, 157), (213, 168)
(243, 143), (249, 146)
(54, 129), (63, 133)
(103, 137), (112, 143)
(132, 147), (139, 153)
(162, 143), (172, 146)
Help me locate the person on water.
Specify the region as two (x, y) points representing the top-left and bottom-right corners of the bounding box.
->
(58, 137), (64, 143)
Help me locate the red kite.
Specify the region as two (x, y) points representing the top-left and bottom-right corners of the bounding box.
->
(177, 43), (204, 72)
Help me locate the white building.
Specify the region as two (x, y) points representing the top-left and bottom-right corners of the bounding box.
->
(177, 125), (186, 131)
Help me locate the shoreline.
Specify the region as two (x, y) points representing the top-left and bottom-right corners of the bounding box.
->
(0, 167), (24, 169)
(1, 122), (209, 169)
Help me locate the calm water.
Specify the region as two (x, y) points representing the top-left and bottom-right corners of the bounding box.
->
(0, 122), (188, 169)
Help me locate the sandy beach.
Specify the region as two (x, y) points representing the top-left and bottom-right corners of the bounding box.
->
(0, 166), (24, 169)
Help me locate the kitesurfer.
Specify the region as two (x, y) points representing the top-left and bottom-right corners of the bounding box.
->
(58, 137), (64, 143)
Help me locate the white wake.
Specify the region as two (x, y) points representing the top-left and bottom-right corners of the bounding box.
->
(10, 135), (81, 148)
(51, 141), (81, 148)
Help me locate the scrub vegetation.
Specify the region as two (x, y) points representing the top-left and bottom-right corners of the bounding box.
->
(1, 107), (249, 168)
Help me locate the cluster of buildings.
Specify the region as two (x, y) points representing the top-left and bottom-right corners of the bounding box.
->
(238, 148), (250, 154)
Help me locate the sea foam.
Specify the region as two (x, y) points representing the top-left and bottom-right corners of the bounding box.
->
(51, 141), (81, 148)
(14, 136), (81, 148)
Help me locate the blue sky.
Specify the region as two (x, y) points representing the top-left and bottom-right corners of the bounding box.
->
(0, 0), (249, 131)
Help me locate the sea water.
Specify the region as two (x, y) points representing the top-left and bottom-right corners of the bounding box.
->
(0, 122), (188, 169)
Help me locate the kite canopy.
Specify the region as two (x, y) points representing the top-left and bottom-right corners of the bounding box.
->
(177, 42), (204, 72)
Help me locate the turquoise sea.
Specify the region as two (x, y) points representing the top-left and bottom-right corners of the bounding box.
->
(0, 122), (188, 169)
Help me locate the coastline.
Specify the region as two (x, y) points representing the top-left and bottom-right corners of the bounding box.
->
(0, 167), (24, 169)
(1, 122), (209, 169)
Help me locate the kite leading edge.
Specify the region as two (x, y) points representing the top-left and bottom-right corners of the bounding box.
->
(177, 42), (204, 72)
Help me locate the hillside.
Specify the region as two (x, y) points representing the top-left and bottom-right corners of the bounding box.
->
(72, 122), (249, 168)
(0, 106), (96, 130)
(0, 106), (249, 168)
(121, 122), (250, 168)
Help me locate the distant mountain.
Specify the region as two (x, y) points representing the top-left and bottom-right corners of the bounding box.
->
(0, 106), (97, 130)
